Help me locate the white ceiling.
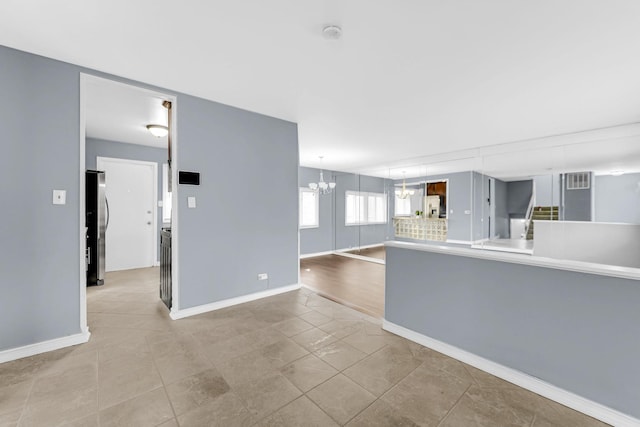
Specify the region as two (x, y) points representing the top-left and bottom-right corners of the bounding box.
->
(2, 1), (640, 176)
(84, 76), (170, 148)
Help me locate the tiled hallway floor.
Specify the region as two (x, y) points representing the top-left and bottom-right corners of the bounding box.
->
(0, 267), (608, 426)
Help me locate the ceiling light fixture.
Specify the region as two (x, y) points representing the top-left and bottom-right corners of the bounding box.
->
(610, 170), (625, 176)
(395, 172), (415, 199)
(309, 156), (336, 195)
(322, 25), (342, 40)
(146, 124), (168, 138)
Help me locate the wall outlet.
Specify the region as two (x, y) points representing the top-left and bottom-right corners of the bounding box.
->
(52, 189), (66, 205)
(257, 273), (268, 280)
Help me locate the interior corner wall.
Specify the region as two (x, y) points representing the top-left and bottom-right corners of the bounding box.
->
(177, 95), (298, 309)
(0, 44), (300, 353)
(472, 172), (490, 241)
(507, 180), (533, 218)
(563, 173), (592, 221)
(1, 46), (81, 351)
(298, 167), (334, 255)
(85, 138), (167, 263)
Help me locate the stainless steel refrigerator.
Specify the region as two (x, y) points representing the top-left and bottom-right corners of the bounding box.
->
(86, 170), (108, 286)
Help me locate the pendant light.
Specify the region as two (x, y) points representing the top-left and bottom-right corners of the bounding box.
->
(309, 156), (336, 195)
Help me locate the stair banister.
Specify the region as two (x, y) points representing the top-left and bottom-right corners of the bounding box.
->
(523, 183), (536, 239)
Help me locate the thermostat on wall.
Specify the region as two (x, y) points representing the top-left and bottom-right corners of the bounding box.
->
(178, 171), (200, 185)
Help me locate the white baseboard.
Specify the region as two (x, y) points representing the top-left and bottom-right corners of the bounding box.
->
(335, 243), (384, 252)
(333, 251), (385, 265)
(383, 320), (639, 427)
(445, 239), (473, 245)
(170, 283), (302, 320)
(0, 331), (91, 364)
(300, 250), (334, 259)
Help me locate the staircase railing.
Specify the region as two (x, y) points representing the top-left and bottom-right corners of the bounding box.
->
(523, 184), (536, 239)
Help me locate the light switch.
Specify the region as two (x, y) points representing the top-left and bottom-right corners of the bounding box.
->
(53, 190), (66, 205)
(187, 196), (196, 208)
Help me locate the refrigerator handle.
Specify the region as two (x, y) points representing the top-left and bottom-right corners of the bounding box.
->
(105, 196), (110, 231)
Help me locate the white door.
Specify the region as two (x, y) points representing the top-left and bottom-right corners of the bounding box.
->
(97, 157), (156, 272)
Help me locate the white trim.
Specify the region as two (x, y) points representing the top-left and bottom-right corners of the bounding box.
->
(384, 240), (640, 280)
(300, 250), (335, 259)
(97, 156), (158, 270)
(445, 239), (473, 245)
(79, 74), (89, 336)
(382, 320), (639, 427)
(170, 283), (301, 320)
(334, 251), (385, 265)
(335, 243), (384, 252)
(0, 332), (91, 364)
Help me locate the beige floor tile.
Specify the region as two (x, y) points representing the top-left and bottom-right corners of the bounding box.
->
(381, 363), (471, 425)
(165, 368), (230, 416)
(59, 413), (99, 427)
(216, 350), (277, 388)
(314, 341), (367, 371)
(0, 379), (32, 418)
(98, 387), (174, 427)
(343, 345), (422, 396)
(19, 366), (97, 427)
(416, 348), (476, 384)
(177, 392), (255, 427)
(280, 354), (338, 392)
(307, 374), (376, 425)
(439, 385), (535, 427)
(346, 399), (421, 427)
(156, 419), (179, 427)
(258, 396), (339, 427)
(318, 319), (364, 339)
(298, 310), (332, 326)
(199, 327), (285, 365)
(0, 409), (22, 427)
(153, 347), (212, 384)
(260, 338), (309, 368)
(272, 317), (314, 337)
(234, 372), (302, 420)
(97, 353), (162, 409)
(464, 364), (521, 389)
(341, 329), (390, 354)
(251, 307), (296, 324)
(290, 328), (338, 352)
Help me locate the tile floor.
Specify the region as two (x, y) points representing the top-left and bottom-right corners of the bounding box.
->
(0, 267), (609, 426)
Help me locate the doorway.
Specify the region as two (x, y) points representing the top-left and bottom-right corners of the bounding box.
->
(97, 157), (157, 272)
(79, 73), (178, 334)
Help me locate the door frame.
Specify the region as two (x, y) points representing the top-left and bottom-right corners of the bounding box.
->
(79, 73), (180, 336)
(96, 156), (158, 271)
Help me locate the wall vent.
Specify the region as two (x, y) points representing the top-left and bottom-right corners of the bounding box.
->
(566, 172), (590, 190)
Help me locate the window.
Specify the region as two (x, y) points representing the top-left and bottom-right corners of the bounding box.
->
(162, 164), (172, 223)
(299, 188), (319, 228)
(345, 191), (387, 225)
(394, 195), (412, 216)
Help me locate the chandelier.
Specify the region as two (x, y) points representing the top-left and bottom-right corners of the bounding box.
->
(395, 172), (415, 199)
(309, 156), (336, 195)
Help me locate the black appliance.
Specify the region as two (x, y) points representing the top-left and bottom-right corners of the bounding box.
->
(86, 170), (108, 286)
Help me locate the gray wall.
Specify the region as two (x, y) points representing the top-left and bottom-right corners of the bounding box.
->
(472, 172), (490, 241)
(86, 138), (167, 263)
(0, 44), (299, 352)
(334, 173), (392, 250)
(385, 246), (640, 419)
(1, 45), (81, 350)
(394, 172), (473, 242)
(594, 173), (640, 224)
(177, 95), (298, 308)
(507, 180), (533, 218)
(534, 174), (560, 206)
(562, 173), (592, 221)
(299, 167), (334, 254)
(494, 178), (509, 238)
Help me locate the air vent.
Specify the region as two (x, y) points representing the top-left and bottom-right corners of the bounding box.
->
(566, 172), (590, 190)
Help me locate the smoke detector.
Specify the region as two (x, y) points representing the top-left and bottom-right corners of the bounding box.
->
(322, 25), (342, 40)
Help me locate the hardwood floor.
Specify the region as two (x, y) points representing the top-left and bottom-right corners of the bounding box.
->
(300, 254), (385, 318)
(344, 246), (386, 260)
